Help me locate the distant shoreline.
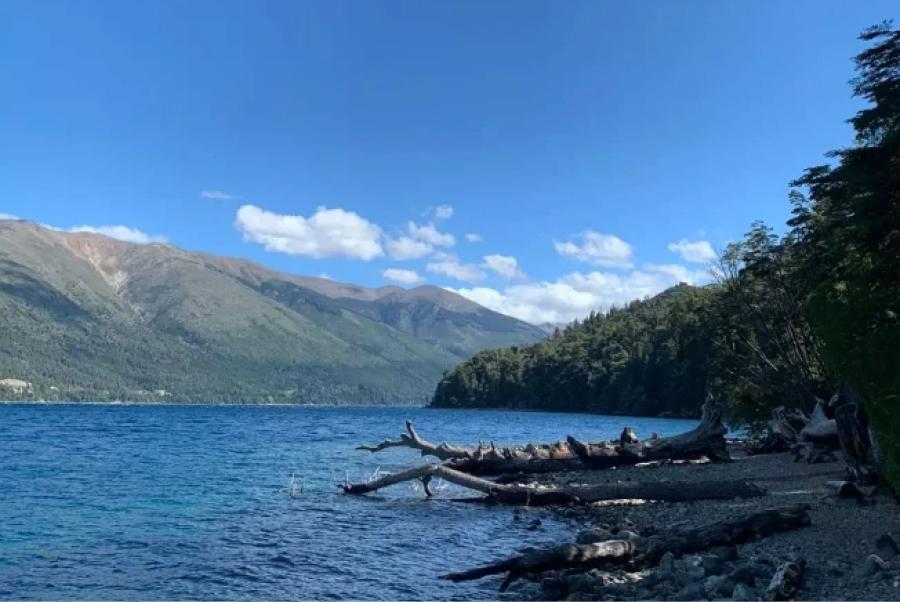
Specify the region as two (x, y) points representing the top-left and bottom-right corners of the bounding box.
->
(0, 399), (699, 421)
(0, 399), (423, 408)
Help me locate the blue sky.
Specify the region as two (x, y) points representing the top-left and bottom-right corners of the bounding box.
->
(1, 1), (895, 323)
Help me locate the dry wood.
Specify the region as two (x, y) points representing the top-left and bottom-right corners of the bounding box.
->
(568, 397), (729, 468)
(772, 407), (801, 441)
(791, 442), (837, 464)
(341, 462), (764, 505)
(824, 479), (876, 499)
(765, 561), (804, 601)
(449, 444), (583, 476)
(356, 399), (733, 477)
(748, 398), (842, 457)
(798, 400), (838, 445)
(619, 426), (639, 445)
(357, 420), (585, 476)
(357, 420), (473, 460)
(443, 504), (811, 591)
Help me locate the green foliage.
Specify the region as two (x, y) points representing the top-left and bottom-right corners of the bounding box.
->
(432, 285), (722, 417)
(789, 22), (900, 487)
(712, 219), (831, 422)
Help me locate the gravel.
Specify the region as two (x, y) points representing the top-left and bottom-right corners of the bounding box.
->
(534, 447), (900, 600)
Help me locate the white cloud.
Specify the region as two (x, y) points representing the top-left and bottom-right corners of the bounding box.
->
(69, 225), (168, 244)
(667, 239), (717, 264)
(408, 221), (455, 247)
(385, 236), (433, 260)
(433, 205), (454, 220)
(482, 254), (524, 279)
(646, 263), (711, 284)
(383, 268), (424, 285)
(235, 204), (384, 261)
(465, 233), (482, 243)
(0, 213), (19, 220)
(318, 273), (334, 280)
(554, 231), (634, 268)
(449, 264), (712, 325)
(201, 190), (240, 200)
(426, 254), (485, 283)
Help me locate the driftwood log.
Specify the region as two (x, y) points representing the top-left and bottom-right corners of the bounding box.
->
(567, 397), (729, 469)
(357, 399), (728, 477)
(358, 420), (585, 476)
(745, 407), (798, 455)
(798, 400), (838, 445)
(746, 398), (840, 464)
(766, 561), (804, 601)
(357, 420), (472, 461)
(341, 462), (763, 505)
(443, 504), (811, 591)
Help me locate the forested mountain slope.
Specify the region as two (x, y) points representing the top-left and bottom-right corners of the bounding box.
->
(431, 284), (719, 417)
(0, 220), (544, 404)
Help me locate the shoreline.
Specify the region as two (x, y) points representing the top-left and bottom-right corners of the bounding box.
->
(502, 447), (900, 601)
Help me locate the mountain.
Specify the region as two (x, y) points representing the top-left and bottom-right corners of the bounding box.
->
(0, 219), (545, 404)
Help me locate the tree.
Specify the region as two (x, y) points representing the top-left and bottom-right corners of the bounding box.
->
(790, 22), (900, 486)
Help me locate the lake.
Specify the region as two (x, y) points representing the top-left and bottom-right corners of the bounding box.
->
(0, 404), (695, 600)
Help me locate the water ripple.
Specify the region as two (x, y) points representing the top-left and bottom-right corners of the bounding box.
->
(0, 404), (695, 600)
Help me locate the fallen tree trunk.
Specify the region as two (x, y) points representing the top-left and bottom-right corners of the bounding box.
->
(357, 398), (728, 476)
(568, 397), (729, 469)
(357, 420), (585, 476)
(442, 504), (811, 591)
(341, 462), (764, 505)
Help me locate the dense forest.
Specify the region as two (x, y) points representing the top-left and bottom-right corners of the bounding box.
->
(431, 285), (720, 417)
(432, 24), (900, 486)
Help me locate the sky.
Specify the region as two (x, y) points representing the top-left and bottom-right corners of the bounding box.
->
(1, 1), (895, 325)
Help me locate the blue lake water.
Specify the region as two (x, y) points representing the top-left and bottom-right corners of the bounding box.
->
(0, 404), (695, 600)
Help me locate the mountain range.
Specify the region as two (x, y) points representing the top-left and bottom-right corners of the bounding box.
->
(0, 219), (545, 404)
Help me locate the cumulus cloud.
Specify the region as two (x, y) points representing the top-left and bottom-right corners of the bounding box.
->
(426, 254), (485, 283)
(646, 263), (712, 284)
(235, 204), (384, 261)
(0, 213), (19, 220)
(465, 233), (483, 243)
(385, 236), (433, 260)
(482, 254), (524, 279)
(383, 268), (424, 285)
(201, 190), (240, 200)
(667, 239), (717, 263)
(449, 264), (712, 325)
(408, 221), (455, 247)
(554, 231), (634, 268)
(69, 225), (168, 244)
(433, 205), (454, 220)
